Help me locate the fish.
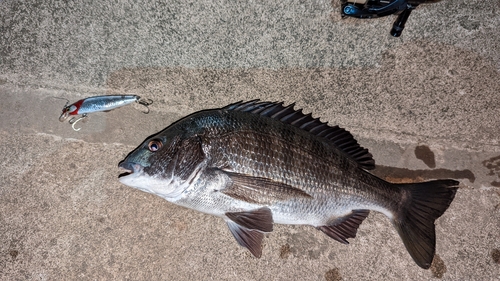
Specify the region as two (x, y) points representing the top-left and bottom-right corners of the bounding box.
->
(118, 100), (458, 269)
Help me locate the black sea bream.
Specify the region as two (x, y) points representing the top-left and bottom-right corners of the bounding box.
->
(118, 100), (458, 269)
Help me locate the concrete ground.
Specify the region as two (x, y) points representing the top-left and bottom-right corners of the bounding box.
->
(1, 0), (499, 280)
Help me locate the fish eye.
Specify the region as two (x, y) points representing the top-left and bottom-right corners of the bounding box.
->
(147, 140), (162, 152)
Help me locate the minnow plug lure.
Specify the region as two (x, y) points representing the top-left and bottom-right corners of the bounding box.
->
(58, 95), (153, 131)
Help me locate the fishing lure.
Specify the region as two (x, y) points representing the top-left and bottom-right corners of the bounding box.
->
(58, 95), (153, 131)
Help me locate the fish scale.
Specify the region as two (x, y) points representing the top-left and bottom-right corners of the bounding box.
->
(119, 100), (458, 268)
(205, 119), (378, 209)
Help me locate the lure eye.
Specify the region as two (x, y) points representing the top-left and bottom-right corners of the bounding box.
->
(148, 140), (162, 152)
(68, 105), (78, 114)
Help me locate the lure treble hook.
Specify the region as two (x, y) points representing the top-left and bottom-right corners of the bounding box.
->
(69, 114), (88, 131)
(53, 97), (71, 122)
(137, 98), (153, 114)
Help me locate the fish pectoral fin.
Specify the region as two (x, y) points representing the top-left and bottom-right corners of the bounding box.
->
(220, 170), (312, 204)
(317, 209), (370, 244)
(226, 220), (265, 258)
(225, 207), (274, 233)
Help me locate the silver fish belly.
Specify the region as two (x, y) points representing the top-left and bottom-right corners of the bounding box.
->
(118, 100), (458, 269)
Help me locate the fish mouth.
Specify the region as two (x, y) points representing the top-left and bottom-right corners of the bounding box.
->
(118, 161), (143, 178)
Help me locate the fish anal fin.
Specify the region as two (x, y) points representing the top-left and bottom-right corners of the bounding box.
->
(225, 207), (274, 233)
(221, 170), (312, 205)
(317, 209), (370, 244)
(226, 220), (265, 258)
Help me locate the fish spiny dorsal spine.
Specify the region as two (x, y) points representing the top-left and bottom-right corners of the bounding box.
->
(223, 100), (375, 170)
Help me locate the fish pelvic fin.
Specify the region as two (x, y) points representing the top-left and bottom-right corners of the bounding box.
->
(226, 221), (265, 258)
(226, 207), (274, 233)
(393, 180), (459, 269)
(225, 207), (274, 258)
(317, 209), (370, 244)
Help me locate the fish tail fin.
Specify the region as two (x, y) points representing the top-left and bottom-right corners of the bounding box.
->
(392, 179), (459, 269)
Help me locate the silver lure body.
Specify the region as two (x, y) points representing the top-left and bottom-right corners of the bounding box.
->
(59, 95), (152, 131)
(74, 95), (140, 114)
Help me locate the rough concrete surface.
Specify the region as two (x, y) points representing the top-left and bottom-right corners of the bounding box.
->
(0, 0), (499, 280)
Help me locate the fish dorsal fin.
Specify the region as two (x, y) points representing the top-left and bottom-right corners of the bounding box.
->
(224, 100), (375, 170)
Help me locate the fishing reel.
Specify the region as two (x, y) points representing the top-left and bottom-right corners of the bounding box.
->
(340, 0), (440, 37)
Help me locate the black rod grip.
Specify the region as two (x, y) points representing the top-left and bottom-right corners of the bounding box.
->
(390, 8), (413, 37)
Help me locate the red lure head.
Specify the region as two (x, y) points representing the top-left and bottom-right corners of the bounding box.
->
(59, 99), (83, 121)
